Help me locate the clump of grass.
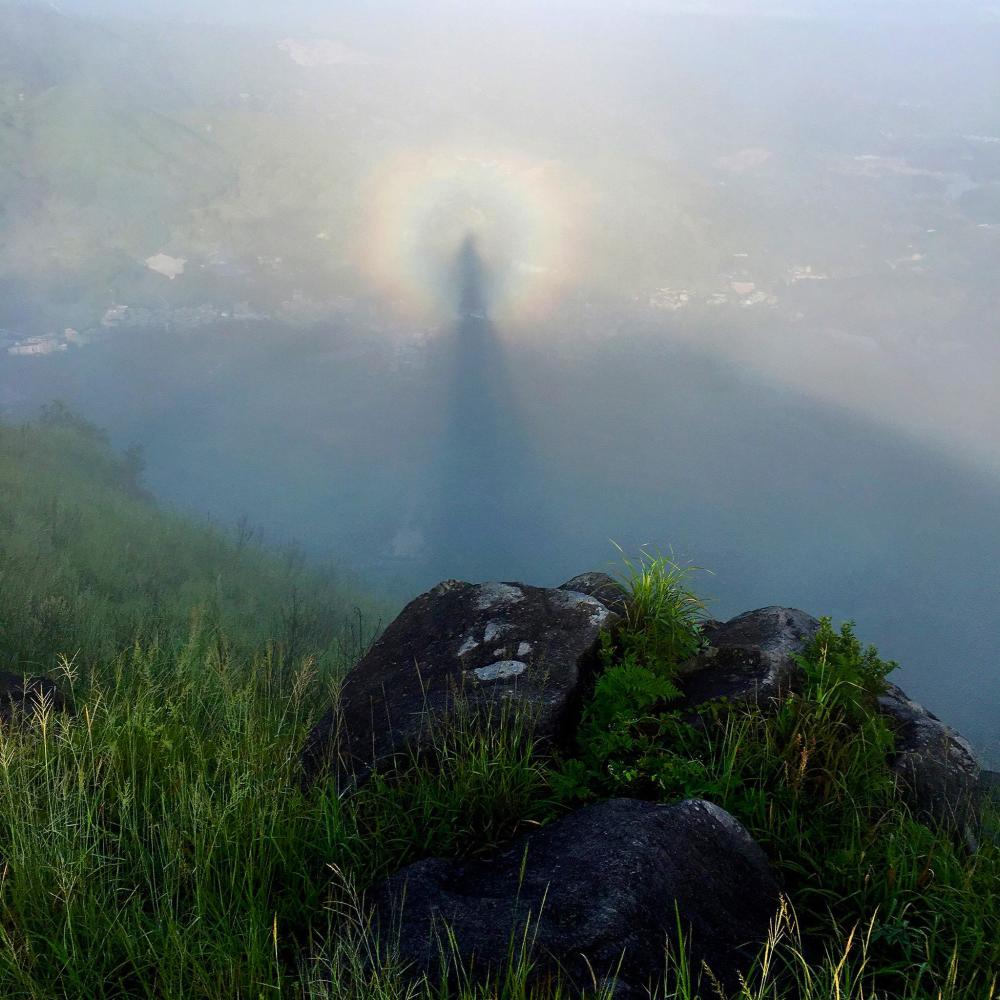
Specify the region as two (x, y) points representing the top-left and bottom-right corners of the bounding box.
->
(0, 623), (559, 999)
(0, 634), (324, 998)
(305, 875), (623, 1000)
(612, 542), (710, 666)
(551, 547), (709, 802)
(319, 697), (554, 888)
(305, 884), (1000, 999)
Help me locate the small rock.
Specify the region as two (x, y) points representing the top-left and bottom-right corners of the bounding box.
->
(301, 580), (619, 786)
(878, 683), (981, 846)
(676, 606), (820, 712)
(369, 797), (780, 996)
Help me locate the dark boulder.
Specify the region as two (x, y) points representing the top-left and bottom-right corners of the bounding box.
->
(877, 683), (981, 848)
(676, 606), (820, 713)
(301, 580), (618, 786)
(558, 571), (628, 616)
(0, 671), (68, 724)
(369, 797), (780, 996)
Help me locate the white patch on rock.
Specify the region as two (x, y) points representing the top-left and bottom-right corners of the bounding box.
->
(549, 588), (612, 628)
(759, 651), (783, 692)
(473, 660), (528, 682)
(476, 583), (524, 611)
(517, 641), (533, 657)
(484, 620), (512, 643)
(457, 634), (479, 656)
(682, 799), (757, 848)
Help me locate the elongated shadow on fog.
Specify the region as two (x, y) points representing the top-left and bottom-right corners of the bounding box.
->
(415, 235), (555, 582)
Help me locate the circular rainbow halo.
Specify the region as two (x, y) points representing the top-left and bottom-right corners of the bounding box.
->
(360, 148), (584, 327)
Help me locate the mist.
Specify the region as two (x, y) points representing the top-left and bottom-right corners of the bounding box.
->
(1, 0), (998, 760)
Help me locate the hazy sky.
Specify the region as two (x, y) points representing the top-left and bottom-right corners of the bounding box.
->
(7, 0), (998, 474)
(47, 0), (1000, 25)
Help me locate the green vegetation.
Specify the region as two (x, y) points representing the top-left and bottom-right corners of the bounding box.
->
(0, 419), (995, 998)
(0, 404), (370, 673)
(552, 551), (999, 999)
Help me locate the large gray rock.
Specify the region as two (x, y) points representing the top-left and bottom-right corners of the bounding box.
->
(0, 671), (68, 724)
(558, 571), (629, 616)
(301, 580), (618, 786)
(676, 606), (820, 713)
(369, 797), (780, 997)
(877, 683), (981, 847)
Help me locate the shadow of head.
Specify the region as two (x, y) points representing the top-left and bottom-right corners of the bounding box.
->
(454, 233), (490, 320)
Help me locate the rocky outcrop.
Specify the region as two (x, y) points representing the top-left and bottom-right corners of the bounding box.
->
(676, 608), (984, 844)
(370, 797), (780, 997)
(302, 567), (990, 852)
(676, 606), (820, 714)
(877, 683), (981, 848)
(301, 580), (618, 786)
(0, 671), (68, 724)
(297, 571), (997, 994)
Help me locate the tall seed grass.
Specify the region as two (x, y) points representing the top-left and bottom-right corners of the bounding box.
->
(0, 624), (553, 998)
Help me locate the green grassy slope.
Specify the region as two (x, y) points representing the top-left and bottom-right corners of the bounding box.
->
(0, 412), (995, 999)
(0, 410), (396, 998)
(0, 404), (375, 674)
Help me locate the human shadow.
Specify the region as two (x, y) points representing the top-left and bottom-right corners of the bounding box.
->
(415, 234), (555, 582)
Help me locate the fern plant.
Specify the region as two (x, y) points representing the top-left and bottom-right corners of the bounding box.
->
(552, 549), (710, 802)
